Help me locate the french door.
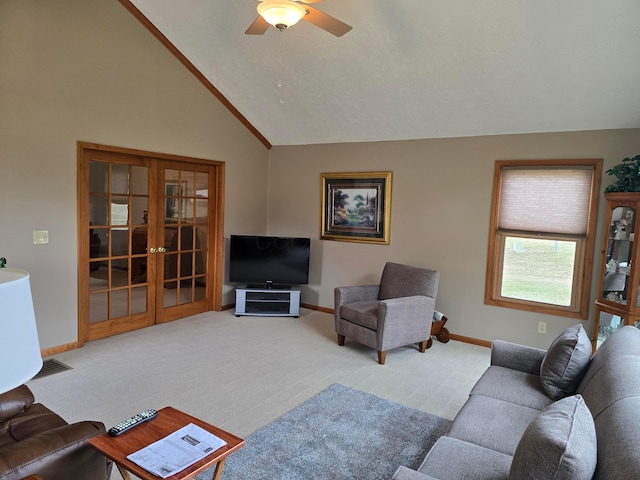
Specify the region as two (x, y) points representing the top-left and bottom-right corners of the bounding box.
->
(78, 143), (224, 343)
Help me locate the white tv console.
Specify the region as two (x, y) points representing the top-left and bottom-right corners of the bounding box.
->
(235, 285), (301, 317)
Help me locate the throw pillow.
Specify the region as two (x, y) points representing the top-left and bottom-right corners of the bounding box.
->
(509, 394), (596, 480)
(540, 324), (591, 400)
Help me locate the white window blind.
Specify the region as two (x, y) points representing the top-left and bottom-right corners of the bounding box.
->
(498, 167), (593, 235)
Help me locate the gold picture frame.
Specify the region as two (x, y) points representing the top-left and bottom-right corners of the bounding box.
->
(321, 172), (392, 244)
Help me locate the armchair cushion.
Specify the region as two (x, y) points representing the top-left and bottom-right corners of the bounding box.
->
(540, 324), (591, 400)
(6, 404), (67, 442)
(0, 421), (106, 480)
(339, 300), (379, 330)
(379, 262), (439, 300)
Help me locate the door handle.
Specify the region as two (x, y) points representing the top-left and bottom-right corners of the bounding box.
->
(149, 247), (158, 254)
(158, 247), (167, 253)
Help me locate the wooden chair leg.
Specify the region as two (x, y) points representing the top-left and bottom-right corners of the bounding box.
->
(377, 351), (387, 364)
(419, 338), (433, 352)
(337, 334), (345, 346)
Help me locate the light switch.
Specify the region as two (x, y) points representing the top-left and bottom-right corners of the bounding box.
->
(33, 230), (49, 244)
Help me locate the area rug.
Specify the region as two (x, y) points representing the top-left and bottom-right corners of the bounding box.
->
(196, 383), (451, 480)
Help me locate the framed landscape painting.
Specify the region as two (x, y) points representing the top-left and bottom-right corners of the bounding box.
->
(321, 172), (392, 244)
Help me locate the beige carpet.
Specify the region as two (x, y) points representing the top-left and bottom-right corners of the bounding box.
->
(27, 308), (490, 480)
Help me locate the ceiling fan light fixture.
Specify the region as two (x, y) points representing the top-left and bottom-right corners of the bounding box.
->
(257, 1), (306, 31)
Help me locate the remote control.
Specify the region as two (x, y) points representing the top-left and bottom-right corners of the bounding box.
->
(108, 409), (158, 436)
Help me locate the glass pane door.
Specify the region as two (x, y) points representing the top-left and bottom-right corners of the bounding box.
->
(594, 309), (626, 349)
(602, 206), (635, 305)
(157, 164), (211, 322)
(86, 153), (156, 340)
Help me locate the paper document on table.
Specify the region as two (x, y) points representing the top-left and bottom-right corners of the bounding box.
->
(127, 423), (227, 478)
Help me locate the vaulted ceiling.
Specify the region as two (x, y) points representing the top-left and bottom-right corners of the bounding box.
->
(124, 1), (640, 148)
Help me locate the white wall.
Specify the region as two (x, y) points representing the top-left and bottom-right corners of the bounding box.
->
(268, 130), (640, 348)
(0, 0), (269, 349)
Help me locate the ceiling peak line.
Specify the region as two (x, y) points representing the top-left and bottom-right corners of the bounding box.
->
(118, 0), (272, 150)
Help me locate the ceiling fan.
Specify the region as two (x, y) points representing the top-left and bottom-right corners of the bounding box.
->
(245, 0), (352, 37)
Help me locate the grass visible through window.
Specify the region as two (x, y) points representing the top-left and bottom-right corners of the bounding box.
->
(501, 237), (576, 306)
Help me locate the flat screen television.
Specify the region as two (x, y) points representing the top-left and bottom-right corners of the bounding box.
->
(229, 235), (310, 288)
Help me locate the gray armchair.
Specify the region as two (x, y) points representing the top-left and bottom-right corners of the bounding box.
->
(334, 262), (440, 364)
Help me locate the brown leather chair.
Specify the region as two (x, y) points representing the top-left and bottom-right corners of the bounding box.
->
(335, 262), (440, 364)
(0, 385), (111, 480)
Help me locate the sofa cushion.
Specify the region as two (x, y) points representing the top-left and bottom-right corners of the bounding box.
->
(509, 394), (596, 480)
(576, 327), (640, 480)
(590, 396), (640, 480)
(471, 365), (553, 411)
(577, 325), (640, 409)
(447, 395), (541, 456)
(417, 436), (512, 480)
(393, 466), (440, 480)
(540, 324), (591, 400)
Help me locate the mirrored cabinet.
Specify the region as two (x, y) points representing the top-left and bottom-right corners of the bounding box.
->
(594, 193), (640, 350)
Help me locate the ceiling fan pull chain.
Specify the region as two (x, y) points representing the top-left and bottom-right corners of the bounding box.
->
(277, 30), (286, 104)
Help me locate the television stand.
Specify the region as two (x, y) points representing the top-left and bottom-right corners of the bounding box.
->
(235, 285), (301, 318)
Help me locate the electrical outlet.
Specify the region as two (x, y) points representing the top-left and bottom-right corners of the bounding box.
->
(538, 321), (547, 334)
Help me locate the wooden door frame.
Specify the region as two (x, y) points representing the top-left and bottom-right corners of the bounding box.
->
(77, 142), (225, 347)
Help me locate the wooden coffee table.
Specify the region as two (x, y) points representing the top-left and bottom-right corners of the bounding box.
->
(89, 407), (244, 480)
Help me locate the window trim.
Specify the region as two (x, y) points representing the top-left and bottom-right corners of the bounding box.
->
(485, 159), (602, 319)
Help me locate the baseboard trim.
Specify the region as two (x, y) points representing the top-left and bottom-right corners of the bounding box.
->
(449, 334), (491, 348)
(41, 342), (81, 358)
(301, 303), (333, 314)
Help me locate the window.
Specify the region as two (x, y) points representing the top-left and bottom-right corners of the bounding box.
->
(485, 159), (602, 318)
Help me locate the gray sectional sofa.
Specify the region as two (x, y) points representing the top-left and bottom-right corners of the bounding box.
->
(393, 324), (640, 479)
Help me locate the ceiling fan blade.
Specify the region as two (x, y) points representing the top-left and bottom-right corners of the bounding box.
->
(302, 5), (352, 37)
(245, 15), (271, 35)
